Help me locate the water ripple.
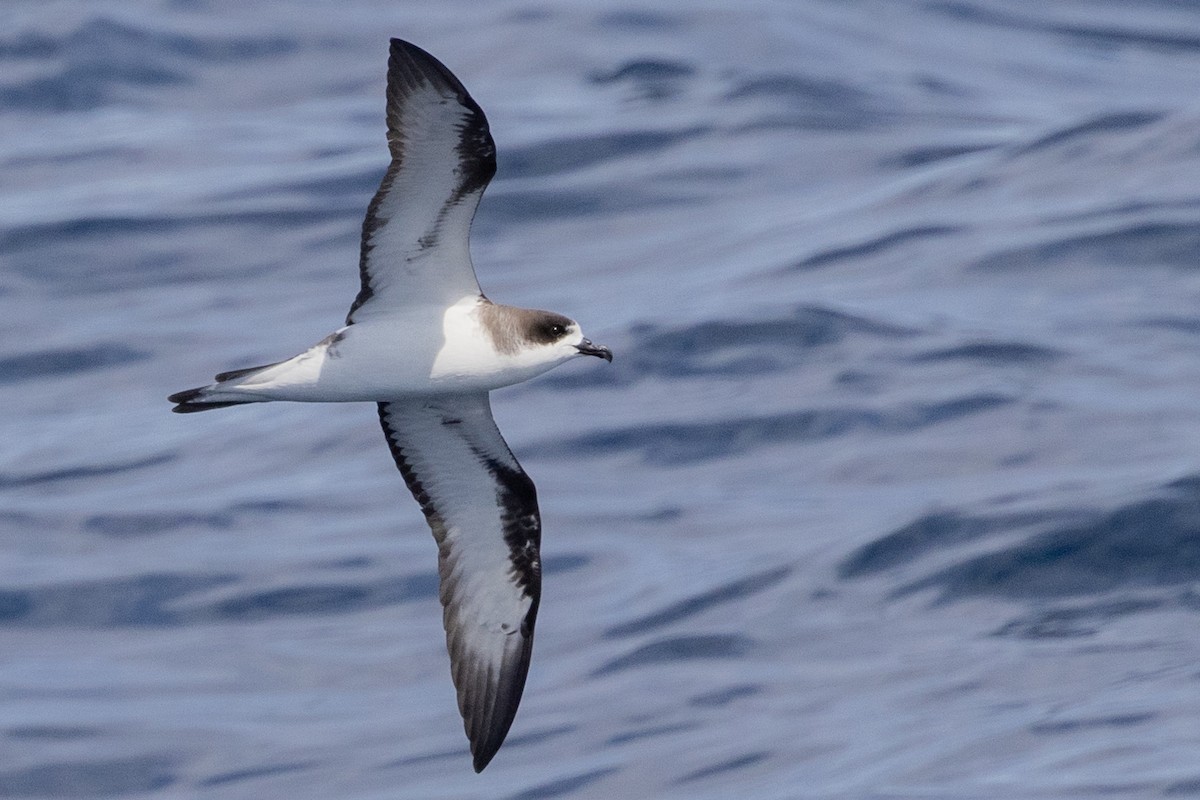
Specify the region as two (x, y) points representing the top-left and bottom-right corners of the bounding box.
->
(543, 305), (914, 389)
(604, 565), (790, 638)
(0, 454), (175, 491)
(592, 634), (754, 676)
(0, 755), (176, 797)
(535, 394), (1013, 465)
(0, 344), (148, 384)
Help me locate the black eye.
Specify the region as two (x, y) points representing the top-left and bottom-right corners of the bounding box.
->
(549, 324), (567, 337)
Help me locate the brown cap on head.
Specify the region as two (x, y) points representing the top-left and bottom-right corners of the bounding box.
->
(479, 303), (574, 355)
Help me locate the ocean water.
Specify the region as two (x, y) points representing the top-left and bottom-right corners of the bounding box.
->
(4, 0), (1200, 797)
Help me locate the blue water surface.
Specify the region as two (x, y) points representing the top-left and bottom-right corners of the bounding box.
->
(4, 1), (1200, 797)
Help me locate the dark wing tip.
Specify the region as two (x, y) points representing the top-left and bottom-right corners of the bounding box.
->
(388, 38), (477, 103)
(381, 38), (496, 187)
(463, 626), (537, 772)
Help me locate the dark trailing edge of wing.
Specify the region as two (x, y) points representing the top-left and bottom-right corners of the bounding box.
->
(347, 39), (498, 324)
(375, 401), (540, 771)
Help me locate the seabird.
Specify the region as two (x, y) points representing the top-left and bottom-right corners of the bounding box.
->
(168, 38), (612, 771)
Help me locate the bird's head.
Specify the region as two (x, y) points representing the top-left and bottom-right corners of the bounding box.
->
(527, 312), (613, 364)
(482, 305), (612, 373)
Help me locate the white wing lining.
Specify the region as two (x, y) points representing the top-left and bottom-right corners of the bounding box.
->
(377, 394), (540, 771)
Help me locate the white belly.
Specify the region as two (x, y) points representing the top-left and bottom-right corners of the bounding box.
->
(229, 299), (566, 402)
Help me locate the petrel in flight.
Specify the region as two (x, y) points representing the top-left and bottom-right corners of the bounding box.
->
(169, 38), (612, 771)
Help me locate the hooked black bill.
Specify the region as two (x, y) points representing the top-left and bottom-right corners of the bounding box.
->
(576, 339), (613, 362)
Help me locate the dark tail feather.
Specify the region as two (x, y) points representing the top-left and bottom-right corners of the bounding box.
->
(170, 361), (278, 413)
(168, 386), (255, 414)
(214, 363), (276, 383)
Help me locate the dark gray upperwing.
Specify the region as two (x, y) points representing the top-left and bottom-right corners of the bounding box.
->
(348, 39), (496, 323)
(377, 395), (540, 772)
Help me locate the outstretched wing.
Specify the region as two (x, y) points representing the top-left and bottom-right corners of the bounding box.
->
(377, 395), (540, 772)
(348, 39), (496, 323)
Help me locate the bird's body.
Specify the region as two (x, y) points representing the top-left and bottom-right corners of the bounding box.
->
(183, 297), (586, 405)
(168, 38), (611, 772)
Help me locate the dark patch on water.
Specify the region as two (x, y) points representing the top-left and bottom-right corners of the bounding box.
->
(543, 553), (590, 575)
(1136, 316), (1200, 335)
(677, 751), (769, 783)
(881, 143), (998, 169)
(2, 213), (346, 294)
(605, 722), (695, 746)
(0, 453), (175, 491)
(0, 32), (58, 59)
(689, 683), (762, 708)
(928, 2), (1200, 54)
(481, 186), (692, 224)
(209, 573), (438, 621)
(502, 724), (577, 749)
(8, 146), (138, 169)
(36, 16), (295, 62)
(0, 214), (171, 251)
(605, 565), (790, 638)
(0, 592), (32, 623)
(0, 573), (235, 628)
(974, 222), (1200, 271)
(595, 10), (682, 31)
(895, 478), (1200, 602)
(501, 129), (703, 180)
(228, 498), (318, 514)
(925, 1), (1026, 24)
(910, 341), (1062, 365)
(792, 225), (961, 270)
(211, 585), (371, 619)
(726, 74), (881, 131)
(1048, 21), (1200, 55)
(1011, 111), (1163, 157)
(0, 754), (176, 797)
(197, 761), (316, 788)
(994, 597), (1166, 639)
(0, 17), (296, 111)
(0, 57), (183, 114)
(0, 570), (450, 628)
(535, 393), (1012, 465)
(636, 306), (909, 357)
(592, 59), (695, 84)
(83, 512), (233, 538)
(916, 72), (973, 96)
(1166, 776), (1200, 796)
(1029, 712), (1154, 734)
(592, 634), (753, 676)
(0, 344), (148, 384)
(834, 369), (888, 393)
(590, 59), (696, 100)
(6, 726), (98, 741)
(840, 510), (1066, 578)
(273, 167), (381, 203)
(380, 747), (462, 769)
(0, 209), (349, 256)
(543, 305), (914, 389)
(318, 555), (374, 570)
(1051, 196), (1200, 227)
(508, 767), (619, 800)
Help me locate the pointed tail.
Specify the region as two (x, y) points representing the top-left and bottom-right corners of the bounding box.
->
(168, 362), (277, 413)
